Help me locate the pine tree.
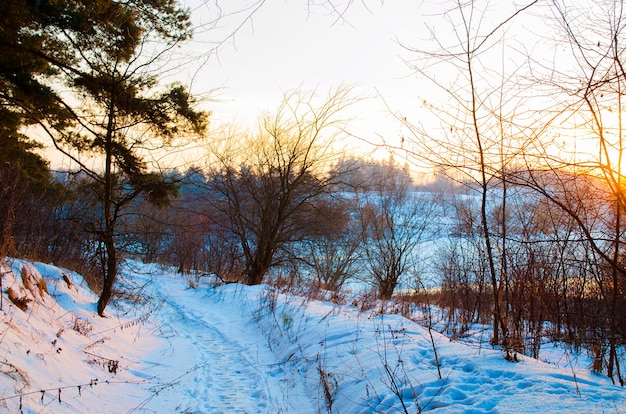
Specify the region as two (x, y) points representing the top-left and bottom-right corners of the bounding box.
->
(0, 0), (208, 314)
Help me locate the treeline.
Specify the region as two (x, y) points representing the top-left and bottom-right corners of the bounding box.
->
(2, 154), (420, 292)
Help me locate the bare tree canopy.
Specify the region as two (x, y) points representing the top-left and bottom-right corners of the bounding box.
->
(206, 86), (357, 285)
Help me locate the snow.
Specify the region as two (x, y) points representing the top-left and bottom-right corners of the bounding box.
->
(0, 258), (624, 413)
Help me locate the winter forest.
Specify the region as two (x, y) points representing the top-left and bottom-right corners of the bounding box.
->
(1, 0), (626, 412)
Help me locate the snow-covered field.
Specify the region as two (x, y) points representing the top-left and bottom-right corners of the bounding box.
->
(0, 258), (624, 413)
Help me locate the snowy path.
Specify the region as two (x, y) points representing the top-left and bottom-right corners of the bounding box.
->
(132, 270), (314, 413)
(127, 266), (626, 414)
(154, 296), (269, 412)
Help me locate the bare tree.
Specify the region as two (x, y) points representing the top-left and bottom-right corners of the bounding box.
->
(301, 195), (363, 291)
(357, 158), (433, 300)
(398, 0), (539, 346)
(206, 86), (357, 285)
(436, 191), (491, 334)
(503, 0), (626, 383)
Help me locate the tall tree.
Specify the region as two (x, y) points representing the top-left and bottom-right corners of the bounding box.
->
(515, 0), (626, 383)
(398, 0), (539, 347)
(0, 0), (71, 258)
(1, 0), (207, 315)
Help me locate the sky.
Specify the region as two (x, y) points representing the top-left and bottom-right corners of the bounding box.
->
(169, 0), (552, 169)
(43, 0), (553, 171)
(47, 0), (422, 170)
(178, 0), (432, 161)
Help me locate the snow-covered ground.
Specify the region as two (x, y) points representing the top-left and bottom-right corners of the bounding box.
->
(0, 258), (624, 413)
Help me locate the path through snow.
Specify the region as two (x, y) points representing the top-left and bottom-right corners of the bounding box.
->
(129, 265), (315, 413)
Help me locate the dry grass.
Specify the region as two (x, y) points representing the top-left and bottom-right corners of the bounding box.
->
(7, 287), (31, 311)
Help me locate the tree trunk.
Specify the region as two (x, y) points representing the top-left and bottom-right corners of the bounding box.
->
(245, 261), (267, 285)
(245, 247), (271, 285)
(467, 47), (508, 348)
(98, 98), (117, 316)
(379, 276), (397, 300)
(97, 236), (117, 316)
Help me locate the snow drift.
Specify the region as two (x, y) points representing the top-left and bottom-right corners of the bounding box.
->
(0, 259), (624, 413)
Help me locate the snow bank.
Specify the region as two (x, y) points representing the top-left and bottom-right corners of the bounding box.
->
(1, 259), (624, 413)
(0, 259), (158, 413)
(247, 286), (626, 413)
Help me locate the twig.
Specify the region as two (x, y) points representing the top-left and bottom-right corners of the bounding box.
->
(0, 378), (148, 403)
(564, 349), (581, 396)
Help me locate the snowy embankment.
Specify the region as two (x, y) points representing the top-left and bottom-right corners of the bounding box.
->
(0, 259), (624, 413)
(0, 259), (157, 413)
